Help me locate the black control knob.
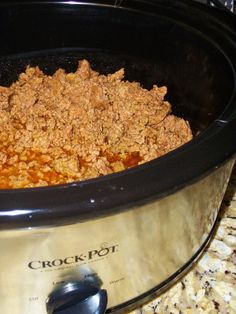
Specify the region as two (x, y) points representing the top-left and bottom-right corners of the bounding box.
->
(46, 281), (107, 314)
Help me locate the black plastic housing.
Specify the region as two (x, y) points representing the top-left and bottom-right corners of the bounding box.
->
(0, 0), (235, 228)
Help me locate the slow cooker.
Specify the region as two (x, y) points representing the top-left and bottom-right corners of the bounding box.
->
(0, 0), (236, 313)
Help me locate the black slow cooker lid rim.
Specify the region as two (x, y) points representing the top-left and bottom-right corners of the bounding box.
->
(3, 0), (235, 33)
(1, 0), (235, 31)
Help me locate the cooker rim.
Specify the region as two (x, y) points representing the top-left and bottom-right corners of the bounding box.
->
(0, 0), (236, 228)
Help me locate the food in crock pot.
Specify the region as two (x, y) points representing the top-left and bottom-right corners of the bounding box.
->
(0, 59), (192, 188)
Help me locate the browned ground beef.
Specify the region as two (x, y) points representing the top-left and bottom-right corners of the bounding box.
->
(0, 59), (192, 188)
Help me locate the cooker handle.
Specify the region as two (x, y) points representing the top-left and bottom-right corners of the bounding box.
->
(46, 281), (107, 314)
(208, 0), (233, 11)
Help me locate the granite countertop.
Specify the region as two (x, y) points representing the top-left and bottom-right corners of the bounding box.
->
(130, 164), (236, 314)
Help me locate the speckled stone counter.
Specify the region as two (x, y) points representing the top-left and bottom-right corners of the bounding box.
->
(130, 164), (236, 314)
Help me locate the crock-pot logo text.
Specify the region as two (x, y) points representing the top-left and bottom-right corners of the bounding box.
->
(28, 244), (119, 270)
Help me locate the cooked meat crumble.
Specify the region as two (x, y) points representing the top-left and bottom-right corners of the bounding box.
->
(0, 59), (192, 188)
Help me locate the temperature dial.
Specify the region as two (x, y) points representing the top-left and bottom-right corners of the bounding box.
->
(46, 281), (107, 314)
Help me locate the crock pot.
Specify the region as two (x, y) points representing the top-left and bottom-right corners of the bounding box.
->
(0, 1), (236, 313)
